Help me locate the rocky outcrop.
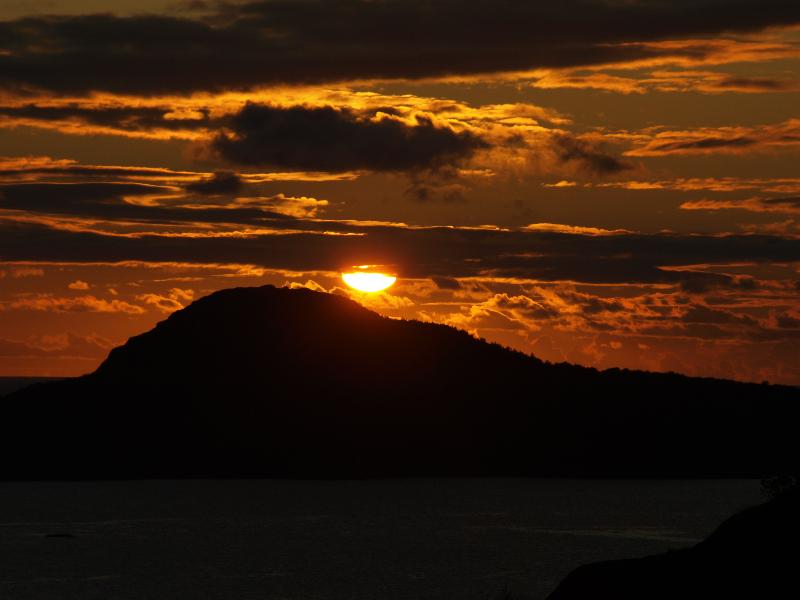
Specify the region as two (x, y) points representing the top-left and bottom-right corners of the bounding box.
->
(548, 487), (800, 599)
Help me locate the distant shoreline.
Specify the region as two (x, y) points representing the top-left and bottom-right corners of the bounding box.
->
(0, 377), (65, 397)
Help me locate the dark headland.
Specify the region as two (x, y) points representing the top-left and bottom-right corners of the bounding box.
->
(547, 484), (800, 599)
(2, 284), (798, 480)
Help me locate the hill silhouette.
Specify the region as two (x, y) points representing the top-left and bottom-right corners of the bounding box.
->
(2, 285), (799, 479)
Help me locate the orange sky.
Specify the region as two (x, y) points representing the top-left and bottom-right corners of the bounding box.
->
(0, 1), (798, 384)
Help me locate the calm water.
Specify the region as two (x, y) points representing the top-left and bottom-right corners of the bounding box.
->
(0, 479), (760, 599)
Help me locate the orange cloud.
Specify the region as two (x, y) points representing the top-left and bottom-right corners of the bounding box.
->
(136, 288), (195, 313)
(740, 220), (800, 236)
(0, 332), (112, 359)
(8, 267), (44, 278)
(600, 38), (800, 70)
(0, 156), (355, 185)
(531, 71), (647, 94)
(542, 180), (578, 188)
(523, 223), (632, 236)
(2, 294), (145, 314)
(623, 119), (800, 157)
(681, 196), (800, 214)
(597, 177), (800, 194)
(531, 68), (800, 95)
(643, 69), (800, 93)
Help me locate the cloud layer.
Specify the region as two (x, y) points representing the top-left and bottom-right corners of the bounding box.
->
(1, 1), (799, 94)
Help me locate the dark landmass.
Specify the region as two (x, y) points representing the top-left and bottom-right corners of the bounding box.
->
(547, 485), (800, 599)
(2, 285), (798, 479)
(0, 376), (61, 397)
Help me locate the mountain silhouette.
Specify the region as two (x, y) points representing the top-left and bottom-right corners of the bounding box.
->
(2, 285), (798, 479)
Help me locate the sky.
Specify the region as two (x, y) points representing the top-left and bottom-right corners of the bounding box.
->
(0, 0), (799, 384)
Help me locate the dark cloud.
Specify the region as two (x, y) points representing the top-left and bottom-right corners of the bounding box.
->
(680, 196), (800, 214)
(0, 182), (297, 224)
(211, 103), (488, 172)
(0, 103), (629, 177)
(431, 276), (462, 290)
(0, 104), (212, 131)
(0, 182), (170, 214)
(645, 136), (757, 154)
(713, 76), (793, 92)
(679, 273), (760, 294)
(557, 291), (626, 315)
(1, 1), (798, 94)
(184, 171), (243, 195)
(681, 305), (759, 327)
(0, 103), (491, 174)
(554, 135), (632, 175)
(0, 161), (203, 182)
(762, 197), (800, 210)
(777, 314), (800, 329)
(629, 120), (800, 157)
(172, 0), (214, 12)
(404, 177), (468, 203)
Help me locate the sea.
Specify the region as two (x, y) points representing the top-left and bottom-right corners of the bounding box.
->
(0, 478), (761, 600)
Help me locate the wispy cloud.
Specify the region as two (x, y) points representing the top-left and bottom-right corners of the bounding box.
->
(623, 119), (800, 156)
(531, 67), (800, 95)
(1, 294), (145, 314)
(681, 196), (800, 214)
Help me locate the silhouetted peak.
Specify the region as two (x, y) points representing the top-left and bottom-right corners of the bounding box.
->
(92, 284), (526, 386)
(3, 284), (799, 480)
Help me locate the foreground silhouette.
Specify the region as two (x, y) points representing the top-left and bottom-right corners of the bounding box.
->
(2, 285), (798, 479)
(547, 486), (800, 599)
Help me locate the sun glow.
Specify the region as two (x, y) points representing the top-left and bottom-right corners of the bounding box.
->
(342, 270), (397, 293)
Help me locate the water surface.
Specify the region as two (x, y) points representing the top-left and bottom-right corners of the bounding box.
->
(0, 479), (760, 599)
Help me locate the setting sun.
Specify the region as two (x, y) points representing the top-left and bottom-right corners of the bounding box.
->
(342, 271), (397, 293)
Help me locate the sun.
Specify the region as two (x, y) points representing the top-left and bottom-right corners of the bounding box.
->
(341, 267), (397, 293)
